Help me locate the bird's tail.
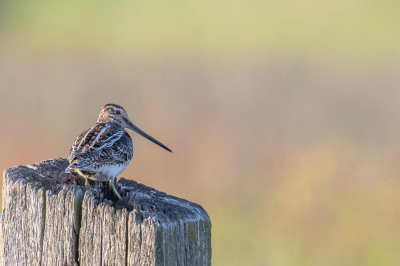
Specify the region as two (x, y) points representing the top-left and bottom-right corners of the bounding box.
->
(65, 161), (91, 173)
(65, 164), (75, 173)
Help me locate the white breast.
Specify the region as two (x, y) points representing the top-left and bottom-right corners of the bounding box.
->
(88, 163), (129, 181)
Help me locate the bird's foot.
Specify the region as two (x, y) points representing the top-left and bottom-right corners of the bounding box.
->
(85, 178), (91, 191)
(109, 178), (122, 200)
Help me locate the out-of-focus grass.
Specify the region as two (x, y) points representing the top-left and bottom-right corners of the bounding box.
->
(0, 0), (400, 62)
(2, 56), (400, 265)
(1, 1), (400, 265)
(213, 142), (400, 266)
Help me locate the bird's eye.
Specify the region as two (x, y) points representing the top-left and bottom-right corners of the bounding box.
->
(115, 110), (121, 115)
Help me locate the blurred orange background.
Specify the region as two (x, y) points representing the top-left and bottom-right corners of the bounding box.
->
(1, 1), (400, 265)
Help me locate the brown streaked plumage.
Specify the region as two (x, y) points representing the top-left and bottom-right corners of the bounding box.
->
(66, 103), (172, 199)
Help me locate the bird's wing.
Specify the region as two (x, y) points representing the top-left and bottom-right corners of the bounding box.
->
(97, 132), (133, 165)
(67, 123), (125, 171)
(68, 128), (90, 163)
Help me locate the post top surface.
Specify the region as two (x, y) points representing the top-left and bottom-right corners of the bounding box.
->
(3, 158), (210, 222)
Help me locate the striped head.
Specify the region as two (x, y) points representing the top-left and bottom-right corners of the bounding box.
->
(97, 103), (172, 152)
(97, 104), (131, 128)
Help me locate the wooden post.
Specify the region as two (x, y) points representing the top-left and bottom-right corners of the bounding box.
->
(1, 158), (211, 266)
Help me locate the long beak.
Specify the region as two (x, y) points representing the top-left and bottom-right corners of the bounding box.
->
(128, 121), (172, 152)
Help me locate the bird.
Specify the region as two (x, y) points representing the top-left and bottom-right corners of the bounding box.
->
(65, 103), (172, 200)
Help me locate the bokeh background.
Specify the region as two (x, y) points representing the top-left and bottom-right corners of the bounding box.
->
(1, 1), (400, 265)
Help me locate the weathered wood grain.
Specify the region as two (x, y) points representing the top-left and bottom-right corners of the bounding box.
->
(41, 185), (83, 266)
(1, 159), (84, 266)
(120, 178), (212, 266)
(0, 214), (3, 264)
(2, 165), (46, 266)
(78, 178), (212, 266)
(79, 191), (129, 266)
(1, 158), (211, 266)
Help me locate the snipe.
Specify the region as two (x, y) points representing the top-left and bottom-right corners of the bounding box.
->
(65, 103), (172, 199)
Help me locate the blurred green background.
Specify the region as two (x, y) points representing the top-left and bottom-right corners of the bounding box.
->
(1, 0), (400, 265)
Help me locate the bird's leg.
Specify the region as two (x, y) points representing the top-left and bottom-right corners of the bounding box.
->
(110, 176), (122, 200)
(85, 178), (91, 191)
